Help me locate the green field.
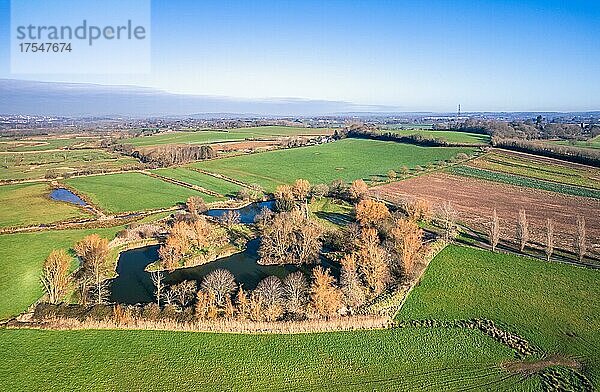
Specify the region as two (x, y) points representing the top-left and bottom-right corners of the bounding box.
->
(152, 167), (242, 197)
(0, 149), (139, 180)
(398, 245), (600, 386)
(384, 129), (490, 145)
(195, 139), (475, 191)
(0, 137), (97, 152)
(0, 183), (90, 228)
(125, 126), (333, 147)
(64, 172), (216, 213)
(0, 226), (124, 319)
(0, 327), (540, 391)
(467, 151), (600, 190)
(448, 165), (600, 199)
(551, 135), (600, 150)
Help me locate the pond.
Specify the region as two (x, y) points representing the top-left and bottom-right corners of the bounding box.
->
(49, 188), (87, 206)
(110, 239), (339, 305)
(204, 200), (275, 224)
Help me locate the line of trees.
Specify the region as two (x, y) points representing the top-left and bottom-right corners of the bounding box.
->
(492, 138), (600, 167)
(487, 210), (588, 262)
(108, 142), (217, 167)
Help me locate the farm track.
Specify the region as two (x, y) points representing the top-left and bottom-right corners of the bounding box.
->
(189, 167), (253, 188)
(142, 170), (223, 197)
(0, 206), (180, 235)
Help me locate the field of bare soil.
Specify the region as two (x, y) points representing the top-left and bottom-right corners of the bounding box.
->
(371, 173), (600, 256)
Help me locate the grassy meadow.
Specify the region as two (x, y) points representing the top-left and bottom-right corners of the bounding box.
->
(0, 226), (124, 319)
(194, 139), (475, 191)
(0, 136), (98, 152)
(0, 327), (539, 391)
(64, 172), (217, 213)
(384, 129), (490, 144)
(0, 149), (139, 181)
(398, 245), (600, 386)
(0, 183), (90, 228)
(550, 135), (600, 150)
(152, 167), (242, 197)
(124, 126), (333, 147)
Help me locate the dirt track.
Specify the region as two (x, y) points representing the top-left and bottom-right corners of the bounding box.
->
(371, 173), (600, 255)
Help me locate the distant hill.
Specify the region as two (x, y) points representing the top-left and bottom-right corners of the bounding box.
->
(0, 79), (399, 117)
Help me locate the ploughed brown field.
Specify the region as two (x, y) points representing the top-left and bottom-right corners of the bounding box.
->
(371, 173), (600, 256)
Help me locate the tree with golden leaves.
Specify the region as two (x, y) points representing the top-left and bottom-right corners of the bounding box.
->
(406, 199), (433, 223)
(74, 234), (110, 304)
(390, 218), (423, 277)
(348, 179), (369, 201)
(274, 184), (296, 212)
(41, 249), (72, 304)
(310, 266), (343, 318)
(190, 216), (211, 249)
(235, 285), (251, 320)
(292, 179), (311, 201)
(355, 199), (390, 227)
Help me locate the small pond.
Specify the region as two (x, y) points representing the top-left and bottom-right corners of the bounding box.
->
(204, 200), (275, 224)
(50, 188), (87, 206)
(110, 239), (339, 305)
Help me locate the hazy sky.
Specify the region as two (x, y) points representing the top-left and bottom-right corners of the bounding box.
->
(0, 0), (599, 112)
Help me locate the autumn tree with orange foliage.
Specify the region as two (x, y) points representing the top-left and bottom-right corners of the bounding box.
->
(348, 179), (369, 201)
(355, 198), (390, 227)
(405, 199), (433, 223)
(310, 266), (343, 318)
(292, 179), (311, 201)
(274, 184), (296, 212)
(390, 218), (423, 277)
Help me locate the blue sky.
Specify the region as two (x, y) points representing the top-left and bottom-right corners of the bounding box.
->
(0, 0), (599, 111)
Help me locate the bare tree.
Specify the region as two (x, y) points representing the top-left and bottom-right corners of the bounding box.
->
(201, 269), (237, 306)
(258, 209), (322, 265)
(387, 170), (397, 182)
(282, 272), (308, 316)
(489, 209), (500, 252)
(575, 217), (586, 262)
(545, 218), (554, 262)
(40, 249), (71, 304)
(339, 253), (366, 311)
(150, 270), (165, 307)
(74, 234), (110, 304)
(438, 201), (458, 241)
(310, 183), (329, 199)
(516, 209), (529, 252)
(220, 210), (241, 229)
(170, 280), (197, 307)
(255, 275), (284, 321)
(357, 228), (390, 298)
(186, 195), (207, 217)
